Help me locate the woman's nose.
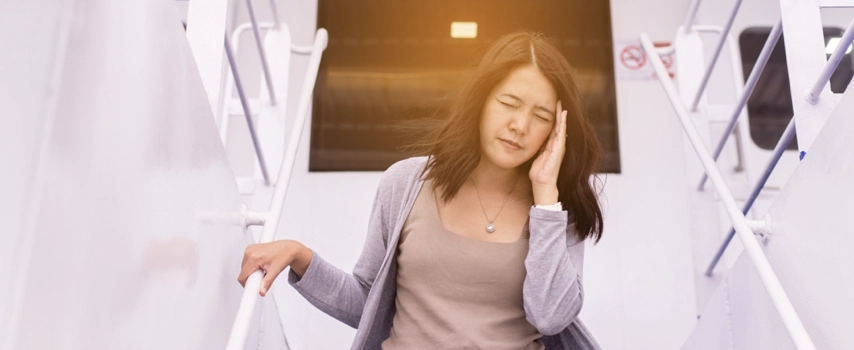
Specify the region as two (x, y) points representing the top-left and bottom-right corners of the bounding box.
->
(509, 112), (530, 134)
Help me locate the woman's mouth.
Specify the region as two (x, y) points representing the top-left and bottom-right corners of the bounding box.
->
(499, 138), (522, 150)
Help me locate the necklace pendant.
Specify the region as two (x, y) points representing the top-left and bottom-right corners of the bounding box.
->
(486, 223), (496, 233)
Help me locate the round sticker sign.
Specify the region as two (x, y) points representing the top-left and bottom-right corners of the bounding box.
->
(620, 45), (646, 70)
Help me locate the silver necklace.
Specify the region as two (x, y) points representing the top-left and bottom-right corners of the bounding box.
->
(471, 174), (517, 233)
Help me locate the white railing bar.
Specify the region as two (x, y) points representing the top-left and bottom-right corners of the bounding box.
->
(640, 33), (816, 350)
(291, 45), (315, 55)
(225, 28), (328, 350)
(683, 0), (703, 33)
(224, 33), (271, 186)
(244, 211), (269, 227)
(267, 0), (281, 30)
(807, 17), (854, 104)
(655, 45), (676, 56)
(698, 19), (783, 189)
(705, 117), (796, 276)
(745, 219), (769, 233)
(233, 22), (319, 54)
(246, 0), (278, 106)
(690, 0), (744, 112)
(219, 22), (318, 146)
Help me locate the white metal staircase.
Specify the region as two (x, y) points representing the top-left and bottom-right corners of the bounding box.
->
(641, 0), (854, 348)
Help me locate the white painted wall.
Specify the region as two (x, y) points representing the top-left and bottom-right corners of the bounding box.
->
(1, 0), (247, 348)
(0, 0), (75, 343)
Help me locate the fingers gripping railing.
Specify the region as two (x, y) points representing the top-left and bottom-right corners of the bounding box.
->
(640, 33), (816, 350)
(698, 19), (783, 190)
(224, 28), (328, 350)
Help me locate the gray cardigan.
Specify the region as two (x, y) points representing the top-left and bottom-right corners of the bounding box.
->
(288, 157), (601, 350)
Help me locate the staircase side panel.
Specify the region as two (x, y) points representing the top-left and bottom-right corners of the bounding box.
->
(762, 74), (854, 348)
(4, 0), (248, 348)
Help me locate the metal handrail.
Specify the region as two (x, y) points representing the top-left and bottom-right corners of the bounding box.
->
(246, 0), (278, 106)
(705, 117), (796, 275)
(224, 33), (271, 186)
(640, 33), (816, 350)
(692, 25), (754, 182)
(219, 22), (316, 146)
(225, 28), (328, 350)
(698, 19), (783, 189)
(690, 0), (744, 112)
(807, 17), (854, 104)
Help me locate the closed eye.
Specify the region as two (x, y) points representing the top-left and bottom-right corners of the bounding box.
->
(498, 100), (518, 109)
(535, 114), (551, 122)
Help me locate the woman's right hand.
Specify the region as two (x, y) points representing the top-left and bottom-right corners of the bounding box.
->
(238, 240), (313, 296)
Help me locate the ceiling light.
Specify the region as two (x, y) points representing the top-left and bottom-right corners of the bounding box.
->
(451, 22), (477, 39)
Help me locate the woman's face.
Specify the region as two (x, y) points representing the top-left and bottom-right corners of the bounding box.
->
(479, 65), (558, 170)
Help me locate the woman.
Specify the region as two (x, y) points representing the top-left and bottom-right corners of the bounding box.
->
(238, 31), (604, 349)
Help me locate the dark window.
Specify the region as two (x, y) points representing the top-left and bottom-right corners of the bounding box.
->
(739, 27), (853, 150)
(311, 0), (620, 172)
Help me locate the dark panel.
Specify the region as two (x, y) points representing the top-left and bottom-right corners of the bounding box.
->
(312, 0), (620, 172)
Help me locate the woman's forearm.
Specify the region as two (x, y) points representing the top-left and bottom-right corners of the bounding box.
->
(288, 242), (314, 278)
(523, 207), (584, 335)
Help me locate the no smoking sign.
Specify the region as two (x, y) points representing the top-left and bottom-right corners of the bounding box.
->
(614, 39), (675, 80)
(620, 45), (646, 70)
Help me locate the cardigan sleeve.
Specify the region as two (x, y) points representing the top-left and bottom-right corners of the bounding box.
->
(285, 157), (425, 329)
(522, 206), (585, 335)
(286, 177), (391, 329)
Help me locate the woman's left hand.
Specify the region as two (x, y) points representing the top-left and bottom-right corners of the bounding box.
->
(529, 100), (567, 205)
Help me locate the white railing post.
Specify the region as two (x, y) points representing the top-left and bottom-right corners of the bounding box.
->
(640, 33), (817, 350)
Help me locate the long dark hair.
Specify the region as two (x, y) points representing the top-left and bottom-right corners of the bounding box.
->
(413, 31), (604, 243)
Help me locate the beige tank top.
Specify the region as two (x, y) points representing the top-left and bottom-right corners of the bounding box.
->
(381, 180), (544, 350)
